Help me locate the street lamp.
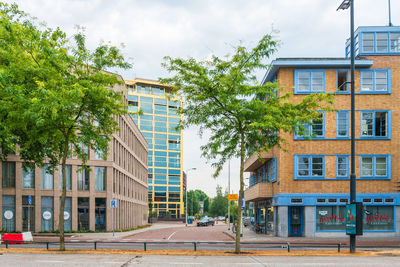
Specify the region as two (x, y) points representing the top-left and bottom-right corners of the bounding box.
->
(337, 0), (357, 253)
(185, 167), (196, 227)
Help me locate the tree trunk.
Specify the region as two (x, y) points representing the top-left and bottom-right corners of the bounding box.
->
(235, 130), (245, 254)
(59, 141), (69, 251)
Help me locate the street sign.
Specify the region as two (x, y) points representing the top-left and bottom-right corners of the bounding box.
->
(228, 194), (238, 201)
(28, 195), (32, 205)
(242, 192), (245, 210)
(110, 199), (117, 208)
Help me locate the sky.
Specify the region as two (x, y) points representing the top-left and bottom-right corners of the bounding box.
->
(5, 0), (399, 197)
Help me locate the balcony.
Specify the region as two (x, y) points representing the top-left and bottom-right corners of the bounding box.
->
(244, 148), (277, 172)
(244, 182), (273, 202)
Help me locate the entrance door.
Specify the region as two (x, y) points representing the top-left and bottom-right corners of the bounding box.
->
(288, 206), (303, 236)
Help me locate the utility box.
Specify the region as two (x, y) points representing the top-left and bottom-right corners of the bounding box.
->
(346, 202), (363, 236)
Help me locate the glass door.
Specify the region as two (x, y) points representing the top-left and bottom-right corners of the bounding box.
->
(289, 206), (303, 236)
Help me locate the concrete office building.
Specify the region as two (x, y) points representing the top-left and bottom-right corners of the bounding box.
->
(245, 25), (400, 237)
(125, 78), (184, 219)
(0, 79), (148, 232)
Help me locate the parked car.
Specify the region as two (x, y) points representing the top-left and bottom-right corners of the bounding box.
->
(197, 217), (214, 226)
(217, 216), (226, 221)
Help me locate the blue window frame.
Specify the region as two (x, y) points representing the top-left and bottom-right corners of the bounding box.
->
(294, 70), (325, 93)
(360, 155), (390, 179)
(295, 155), (324, 179)
(360, 69), (391, 93)
(270, 158), (277, 182)
(336, 70), (349, 92)
(336, 156), (349, 178)
(361, 32), (400, 54)
(361, 110), (390, 139)
(295, 112), (324, 139)
(336, 111), (349, 138)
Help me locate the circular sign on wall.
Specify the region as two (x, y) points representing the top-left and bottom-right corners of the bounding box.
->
(64, 211), (70, 221)
(42, 211), (52, 220)
(4, 210), (13, 220)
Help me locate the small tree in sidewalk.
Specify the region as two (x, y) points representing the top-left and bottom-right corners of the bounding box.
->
(161, 34), (333, 253)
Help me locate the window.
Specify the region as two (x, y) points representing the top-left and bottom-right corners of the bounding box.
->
(390, 33), (400, 52)
(336, 111), (348, 137)
(22, 163), (35, 188)
(2, 162), (15, 188)
(295, 155), (324, 179)
(296, 112), (324, 138)
(316, 206), (346, 231)
(361, 155), (389, 178)
(78, 167), (89, 191)
(60, 197), (72, 231)
(41, 196), (53, 232)
(41, 164), (54, 190)
(363, 206), (394, 231)
(336, 156), (348, 178)
(376, 33), (388, 52)
(362, 33), (374, 52)
(337, 70), (349, 92)
(59, 165), (72, 190)
(2, 195), (15, 232)
(95, 167), (106, 191)
(360, 70), (390, 92)
(295, 70), (324, 93)
(361, 111), (389, 138)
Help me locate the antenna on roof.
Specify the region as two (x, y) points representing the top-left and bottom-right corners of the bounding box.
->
(389, 0), (393, 26)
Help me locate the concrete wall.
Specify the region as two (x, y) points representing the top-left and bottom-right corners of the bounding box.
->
(275, 206), (288, 237)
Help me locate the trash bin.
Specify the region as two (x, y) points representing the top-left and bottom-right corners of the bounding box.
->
(188, 219), (192, 224)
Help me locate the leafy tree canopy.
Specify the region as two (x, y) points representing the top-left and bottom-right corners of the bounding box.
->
(162, 33), (333, 252)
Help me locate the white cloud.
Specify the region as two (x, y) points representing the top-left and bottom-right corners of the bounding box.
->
(5, 0), (399, 197)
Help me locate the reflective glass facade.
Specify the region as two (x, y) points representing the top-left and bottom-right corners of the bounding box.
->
(126, 79), (183, 218)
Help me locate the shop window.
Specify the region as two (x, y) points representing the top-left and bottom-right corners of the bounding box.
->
(60, 197), (72, 232)
(41, 196), (53, 232)
(78, 198), (89, 231)
(95, 198), (106, 231)
(364, 206), (394, 231)
(2, 196), (15, 232)
(316, 206), (346, 231)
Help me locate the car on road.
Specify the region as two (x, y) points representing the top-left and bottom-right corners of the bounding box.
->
(217, 216), (226, 221)
(197, 217), (214, 226)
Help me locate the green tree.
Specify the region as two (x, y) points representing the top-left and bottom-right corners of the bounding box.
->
(162, 34), (333, 253)
(194, 189), (210, 213)
(209, 185), (228, 217)
(0, 4), (131, 250)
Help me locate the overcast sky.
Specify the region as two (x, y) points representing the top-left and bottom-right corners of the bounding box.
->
(6, 0), (399, 197)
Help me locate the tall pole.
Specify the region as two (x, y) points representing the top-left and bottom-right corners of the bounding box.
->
(389, 0), (392, 26)
(349, 0), (357, 254)
(185, 185), (188, 226)
(228, 160), (231, 230)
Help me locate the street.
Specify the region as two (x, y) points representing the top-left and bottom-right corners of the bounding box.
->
(0, 254), (399, 267)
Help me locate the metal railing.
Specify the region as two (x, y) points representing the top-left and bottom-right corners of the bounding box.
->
(0, 240), (354, 252)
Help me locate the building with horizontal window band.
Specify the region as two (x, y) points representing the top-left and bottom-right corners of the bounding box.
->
(244, 25), (400, 237)
(125, 78), (184, 219)
(0, 79), (149, 232)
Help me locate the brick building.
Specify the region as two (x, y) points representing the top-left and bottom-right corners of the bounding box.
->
(244, 25), (400, 237)
(1, 78), (148, 232)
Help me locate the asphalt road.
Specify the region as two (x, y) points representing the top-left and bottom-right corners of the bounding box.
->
(1, 254), (400, 267)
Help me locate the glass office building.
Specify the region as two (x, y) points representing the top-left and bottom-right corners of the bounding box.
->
(126, 78), (184, 218)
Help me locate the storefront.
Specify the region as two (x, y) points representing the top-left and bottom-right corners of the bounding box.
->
(251, 199), (274, 233)
(273, 193), (400, 237)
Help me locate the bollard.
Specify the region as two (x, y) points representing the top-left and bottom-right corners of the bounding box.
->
(144, 242), (147, 251)
(46, 242), (49, 250)
(94, 241), (97, 250)
(338, 243), (341, 253)
(5, 240), (8, 249)
(287, 242), (290, 253)
(193, 242), (197, 251)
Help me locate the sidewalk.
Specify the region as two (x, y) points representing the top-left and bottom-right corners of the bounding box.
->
(33, 221), (188, 241)
(224, 226), (400, 246)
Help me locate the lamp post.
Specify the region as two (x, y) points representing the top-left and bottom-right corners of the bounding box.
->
(337, 0), (357, 253)
(228, 160), (231, 230)
(185, 168), (196, 227)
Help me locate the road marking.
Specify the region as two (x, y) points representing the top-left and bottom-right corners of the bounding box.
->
(36, 260), (65, 263)
(167, 231), (177, 240)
